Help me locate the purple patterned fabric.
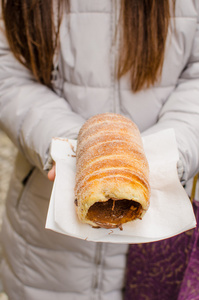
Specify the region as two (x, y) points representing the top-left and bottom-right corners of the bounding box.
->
(125, 200), (199, 300)
(178, 201), (199, 300)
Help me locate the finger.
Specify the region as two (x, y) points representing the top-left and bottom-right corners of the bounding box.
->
(48, 164), (56, 181)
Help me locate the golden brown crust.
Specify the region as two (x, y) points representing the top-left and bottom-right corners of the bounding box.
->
(74, 113), (151, 229)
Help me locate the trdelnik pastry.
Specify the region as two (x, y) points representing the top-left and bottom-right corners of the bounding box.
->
(74, 113), (151, 230)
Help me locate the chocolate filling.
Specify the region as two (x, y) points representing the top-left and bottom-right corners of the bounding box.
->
(87, 199), (143, 230)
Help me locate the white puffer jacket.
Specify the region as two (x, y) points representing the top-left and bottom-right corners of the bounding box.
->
(0, 1), (199, 300)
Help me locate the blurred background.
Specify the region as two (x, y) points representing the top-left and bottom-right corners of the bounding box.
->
(0, 130), (17, 300)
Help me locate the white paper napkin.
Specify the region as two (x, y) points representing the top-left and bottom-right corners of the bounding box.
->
(45, 129), (196, 243)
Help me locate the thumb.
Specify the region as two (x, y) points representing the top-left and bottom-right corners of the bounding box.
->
(48, 164), (56, 181)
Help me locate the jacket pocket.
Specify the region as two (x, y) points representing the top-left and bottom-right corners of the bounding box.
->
(15, 167), (35, 211)
(13, 151), (34, 210)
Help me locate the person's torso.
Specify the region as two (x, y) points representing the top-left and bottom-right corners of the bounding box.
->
(53, 0), (198, 133)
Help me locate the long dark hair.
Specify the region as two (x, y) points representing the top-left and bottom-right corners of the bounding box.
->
(1, 0), (173, 92)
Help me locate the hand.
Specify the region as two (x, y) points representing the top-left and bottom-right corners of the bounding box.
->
(177, 159), (184, 183)
(48, 163), (56, 181)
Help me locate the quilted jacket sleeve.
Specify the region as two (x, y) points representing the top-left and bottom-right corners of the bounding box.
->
(143, 3), (199, 182)
(0, 18), (85, 173)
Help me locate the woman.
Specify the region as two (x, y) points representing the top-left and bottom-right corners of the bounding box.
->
(0, 1), (199, 299)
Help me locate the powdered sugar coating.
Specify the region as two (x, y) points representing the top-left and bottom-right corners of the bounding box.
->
(74, 113), (151, 228)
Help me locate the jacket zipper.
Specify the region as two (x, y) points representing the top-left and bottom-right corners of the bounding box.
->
(92, 242), (103, 300)
(110, 0), (121, 114)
